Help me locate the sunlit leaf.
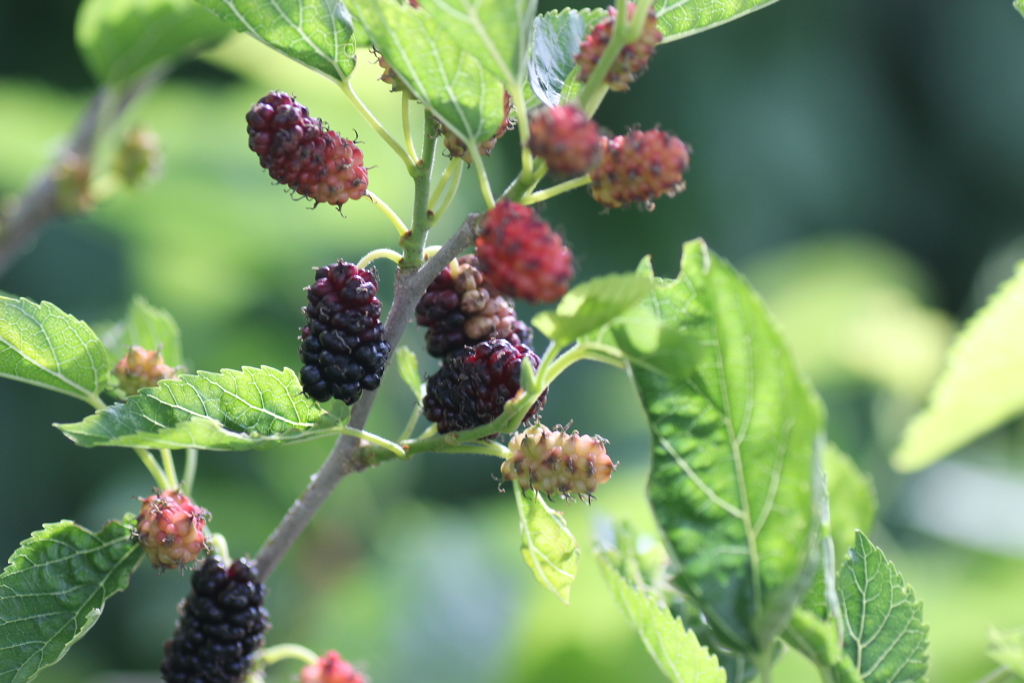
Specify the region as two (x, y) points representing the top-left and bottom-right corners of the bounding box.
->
(990, 627), (1024, 677)
(1016, 0), (1024, 20)
(636, 239), (826, 653)
(196, 0), (356, 82)
(893, 260), (1024, 472)
(514, 485), (579, 605)
(654, 0), (780, 44)
(528, 7), (607, 106)
(395, 346), (424, 401)
(838, 532), (929, 683)
(348, 0), (506, 147)
(531, 272), (652, 346)
(0, 297), (108, 403)
(57, 366), (346, 450)
(0, 517), (142, 683)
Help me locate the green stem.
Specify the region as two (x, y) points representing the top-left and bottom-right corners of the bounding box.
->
(365, 190), (409, 236)
(509, 84), (534, 176)
(576, 0), (654, 117)
(402, 90), (419, 164)
(431, 160), (463, 221)
(754, 649), (774, 683)
(397, 109), (438, 269)
(356, 248), (403, 269)
(422, 244), (444, 260)
(434, 441), (510, 458)
(210, 532), (231, 563)
(339, 80), (414, 172)
(523, 174), (593, 205)
(500, 159), (548, 204)
(160, 449), (179, 489)
(183, 448), (198, 497)
(136, 449), (170, 490)
(429, 157), (460, 209)
(398, 404), (422, 441)
(258, 643), (320, 667)
(467, 145), (495, 209)
(337, 426), (405, 458)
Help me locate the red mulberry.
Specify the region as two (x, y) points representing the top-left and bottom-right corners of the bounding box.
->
(527, 105), (602, 177)
(137, 489), (207, 570)
(300, 651), (367, 683)
(501, 425), (616, 502)
(575, 3), (662, 92)
(590, 129), (690, 210)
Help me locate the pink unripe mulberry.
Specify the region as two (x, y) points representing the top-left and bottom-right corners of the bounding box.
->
(476, 200), (574, 304)
(528, 105), (602, 177)
(115, 346), (177, 396)
(136, 489), (208, 570)
(576, 3), (662, 92)
(246, 91), (368, 208)
(300, 651), (367, 683)
(501, 425), (616, 502)
(590, 128), (690, 210)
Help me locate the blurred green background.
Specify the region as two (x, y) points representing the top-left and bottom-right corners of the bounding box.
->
(2, 1), (1024, 681)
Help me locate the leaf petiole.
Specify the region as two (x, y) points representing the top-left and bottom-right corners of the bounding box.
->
(523, 174), (593, 206)
(402, 90), (420, 165)
(365, 190), (410, 236)
(356, 248), (403, 269)
(467, 145), (495, 209)
(339, 80), (415, 173)
(160, 448), (179, 490)
(257, 643), (320, 667)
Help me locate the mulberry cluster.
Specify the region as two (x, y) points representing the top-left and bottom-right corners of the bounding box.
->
(423, 339), (546, 434)
(438, 92), (515, 162)
(246, 91), (367, 207)
(575, 2), (662, 92)
(137, 489), (207, 571)
(501, 425), (616, 501)
(590, 129), (691, 210)
(299, 261), (391, 405)
(160, 557), (269, 683)
(115, 346), (178, 396)
(300, 651), (367, 683)
(415, 255), (532, 357)
(527, 105), (602, 177)
(476, 200), (574, 303)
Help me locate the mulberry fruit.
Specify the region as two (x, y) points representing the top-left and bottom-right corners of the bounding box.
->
(115, 346), (178, 396)
(438, 91), (515, 163)
(501, 425), (616, 502)
(527, 105), (602, 177)
(423, 339), (546, 434)
(246, 91), (368, 207)
(137, 489), (208, 570)
(299, 261), (391, 405)
(575, 3), (662, 92)
(476, 200), (574, 303)
(300, 651), (367, 683)
(415, 255), (532, 357)
(590, 129), (690, 210)
(160, 556), (269, 683)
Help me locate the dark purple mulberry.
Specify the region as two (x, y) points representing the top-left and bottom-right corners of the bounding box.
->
(415, 255), (532, 357)
(423, 339), (546, 434)
(299, 261), (391, 405)
(160, 557), (269, 683)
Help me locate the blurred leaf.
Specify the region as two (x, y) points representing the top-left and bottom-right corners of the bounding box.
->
(0, 296), (109, 403)
(1017, 0), (1024, 20)
(838, 532), (929, 683)
(532, 272), (652, 346)
(196, 0), (356, 82)
(418, 0), (538, 86)
(395, 346), (423, 401)
(75, 0), (227, 85)
(824, 444), (876, 559)
(654, 0), (779, 44)
(597, 555), (727, 683)
(57, 366), (346, 450)
(109, 295), (184, 369)
(893, 261), (1024, 472)
(528, 7), (607, 107)
(990, 627), (1024, 676)
(0, 517), (142, 683)
(349, 0), (506, 147)
(514, 485), (579, 605)
(638, 239), (826, 653)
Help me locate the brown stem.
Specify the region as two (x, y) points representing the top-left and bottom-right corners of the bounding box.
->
(254, 215), (478, 581)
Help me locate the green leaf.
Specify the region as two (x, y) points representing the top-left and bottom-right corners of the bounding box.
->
(638, 239), (826, 653)
(893, 261), (1024, 472)
(0, 297), (109, 403)
(528, 7), (608, 106)
(990, 627), (1024, 677)
(395, 346), (423, 401)
(196, 0), (356, 82)
(0, 517), (143, 683)
(513, 485), (579, 605)
(824, 444), (876, 559)
(348, 0), (509, 146)
(1016, 0), (1024, 20)
(597, 555), (727, 683)
(531, 272), (653, 346)
(838, 532), (929, 683)
(418, 0), (538, 86)
(109, 295), (184, 369)
(57, 366), (346, 450)
(611, 310), (703, 378)
(654, 0), (780, 44)
(784, 610), (865, 683)
(75, 0), (227, 85)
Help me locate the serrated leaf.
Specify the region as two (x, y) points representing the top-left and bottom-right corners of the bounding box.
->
(57, 366), (346, 450)
(395, 346), (423, 401)
(349, 0), (506, 146)
(654, 0), (779, 44)
(0, 297), (109, 403)
(528, 7), (607, 106)
(0, 517), (143, 683)
(838, 532), (929, 683)
(513, 485), (579, 605)
(196, 0), (356, 82)
(637, 239), (826, 653)
(597, 555), (727, 683)
(110, 295), (184, 369)
(75, 0), (227, 85)
(990, 627), (1024, 677)
(418, 0), (537, 87)
(784, 609), (865, 683)
(893, 261), (1024, 472)
(531, 272), (652, 346)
